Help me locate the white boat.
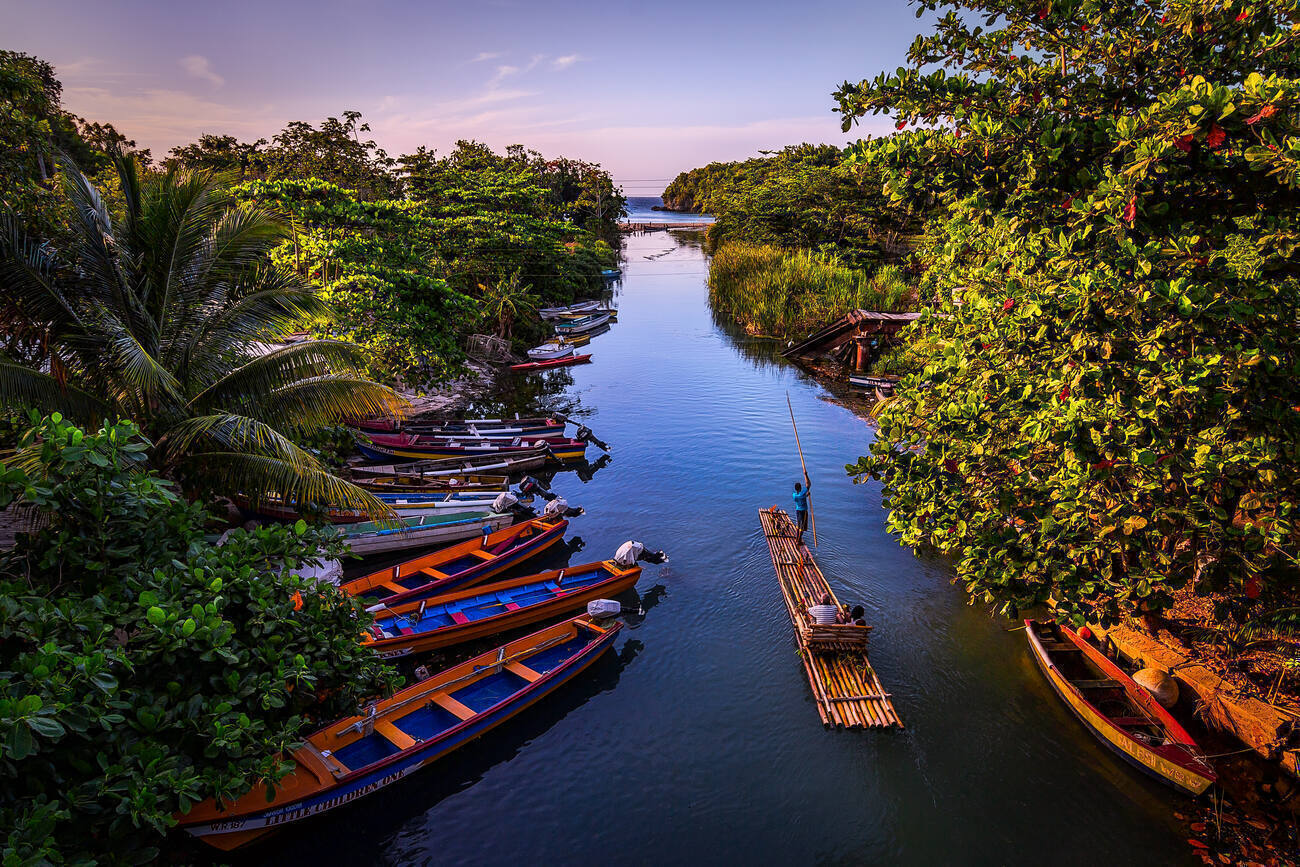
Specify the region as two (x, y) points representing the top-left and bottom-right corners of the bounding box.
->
(339, 511), (512, 556)
(527, 343), (577, 361)
(553, 312), (611, 336)
(538, 300), (602, 321)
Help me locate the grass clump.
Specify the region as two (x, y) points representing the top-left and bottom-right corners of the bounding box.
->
(708, 243), (915, 338)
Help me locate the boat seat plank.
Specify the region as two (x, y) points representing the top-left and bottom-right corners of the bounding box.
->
(1071, 678), (1122, 689)
(419, 568), (448, 579)
(429, 692), (476, 721)
(373, 720), (418, 750)
(504, 661), (542, 683)
(470, 550), (496, 560)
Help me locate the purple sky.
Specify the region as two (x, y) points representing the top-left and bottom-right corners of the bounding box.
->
(3, 0), (915, 191)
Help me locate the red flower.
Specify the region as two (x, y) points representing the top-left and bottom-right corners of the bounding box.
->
(1174, 134), (1194, 153)
(896, 120), (907, 130)
(1236, 10), (1249, 21)
(1160, 14), (1167, 23)
(291, 590), (304, 611)
(1122, 194), (1137, 225)
(1037, 6), (1049, 20)
(1062, 195), (1074, 209)
(1003, 298), (1016, 312)
(1058, 385), (1070, 400)
(981, 342), (991, 350)
(1207, 123), (1227, 149)
(1245, 576), (1261, 599)
(1246, 104), (1277, 125)
(1080, 24), (1090, 32)
(1091, 459), (1115, 470)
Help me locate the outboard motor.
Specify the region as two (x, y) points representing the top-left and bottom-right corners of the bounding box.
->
(517, 476), (550, 498)
(612, 541), (669, 568)
(574, 424), (610, 453)
(586, 599), (623, 620)
(542, 495), (585, 520)
(492, 490), (536, 521)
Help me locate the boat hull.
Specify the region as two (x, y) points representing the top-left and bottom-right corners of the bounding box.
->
(357, 440), (586, 463)
(510, 354), (592, 372)
(341, 512), (511, 556)
(1026, 621), (1215, 796)
(340, 517), (568, 606)
(349, 449), (550, 479)
(365, 561), (640, 658)
(553, 312), (610, 335)
(179, 616), (621, 850)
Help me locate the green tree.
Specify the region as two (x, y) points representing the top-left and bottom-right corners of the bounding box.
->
(479, 272), (540, 341)
(165, 132), (268, 178)
(838, 1), (1300, 627)
(0, 416), (395, 864)
(265, 111), (399, 200)
(0, 153), (402, 510)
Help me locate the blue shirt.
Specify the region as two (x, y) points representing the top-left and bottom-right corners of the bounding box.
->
(792, 489), (809, 512)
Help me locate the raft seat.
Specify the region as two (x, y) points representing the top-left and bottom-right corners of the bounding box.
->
(470, 549), (497, 560)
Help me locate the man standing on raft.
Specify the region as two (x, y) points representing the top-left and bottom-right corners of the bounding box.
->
(792, 473), (811, 546)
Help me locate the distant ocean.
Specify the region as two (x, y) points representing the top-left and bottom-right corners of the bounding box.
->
(622, 196), (714, 224)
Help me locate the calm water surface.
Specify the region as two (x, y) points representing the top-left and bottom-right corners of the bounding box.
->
(266, 211), (1190, 866)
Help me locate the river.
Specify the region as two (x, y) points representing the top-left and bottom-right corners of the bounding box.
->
(266, 201), (1191, 866)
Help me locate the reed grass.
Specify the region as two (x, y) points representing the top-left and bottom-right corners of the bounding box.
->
(708, 243), (916, 338)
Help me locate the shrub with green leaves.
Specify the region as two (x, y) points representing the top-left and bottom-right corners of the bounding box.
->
(0, 416), (394, 864)
(839, 0), (1300, 627)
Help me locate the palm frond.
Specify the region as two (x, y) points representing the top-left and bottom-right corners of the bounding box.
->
(234, 376), (406, 433)
(0, 210), (83, 329)
(186, 451), (396, 519)
(187, 341), (395, 415)
(0, 356), (109, 422)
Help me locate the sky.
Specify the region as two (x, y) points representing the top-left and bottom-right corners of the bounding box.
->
(2, 0), (917, 193)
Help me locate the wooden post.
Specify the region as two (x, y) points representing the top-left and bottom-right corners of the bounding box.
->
(855, 340), (869, 371)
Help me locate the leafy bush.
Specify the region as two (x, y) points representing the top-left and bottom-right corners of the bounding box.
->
(838, 1), (1300, 626)
(0, 416), (395, 864)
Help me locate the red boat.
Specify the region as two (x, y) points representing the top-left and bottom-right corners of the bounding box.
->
(510, 354), (592, 372)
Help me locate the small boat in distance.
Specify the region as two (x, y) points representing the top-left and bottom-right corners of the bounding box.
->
(356, 434), (587, 463)
(526, 342), (576, 361)
(554, 312), (611, 336)
(1025, 620), (1216, 796)
(538, 300), (603, 321)
(362, 559), (641, 658)
(511, 354), (592, 373)
(601, 267), (621, 278)
(339, 516), (568, 606)
(177, 614), (622, 850)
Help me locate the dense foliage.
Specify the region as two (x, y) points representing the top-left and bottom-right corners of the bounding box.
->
(231, 152), (615, 384)
(838, 0), (1300, 628)
(0, 154), (400, 510)
(0, 417), (394, 865)
(709, 244), (913, 336)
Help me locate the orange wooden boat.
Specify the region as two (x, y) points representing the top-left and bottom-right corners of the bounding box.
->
(1026, 620), (1216, 796)
(362, 560), (640, 659)
(177, 615), (621, 850)
(338, 517), (567, 607)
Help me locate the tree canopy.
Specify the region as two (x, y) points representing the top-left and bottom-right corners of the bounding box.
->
(839, 0), (1300, 628)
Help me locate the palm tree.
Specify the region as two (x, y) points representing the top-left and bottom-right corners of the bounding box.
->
(0, 152), (404, 513)
(478, 272), (539, 342)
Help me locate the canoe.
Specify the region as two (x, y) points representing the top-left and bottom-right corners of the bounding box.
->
(178, 614), (621, 851)
(1026, 620), (1216, 796)
(557, 332), (591, 347)
(553, 313), (610, 335)
(238, 491), (506, 525)
(510, 354), (592, 373)
(601, 268), (621, 277)
(357, 435), (587, 463)
(351, 473), (510, 494)
(339, 511), (511, 557)
(538, 300), (602, 321)
(848, 374), (898, 393)
(526, 343), (575, 361)
(339, 517), (568, 607)
(350, 416), (564, 436)
(370, 426), (571, 443)
(350, 447), (551, 479)
(363, 559), (641, 658)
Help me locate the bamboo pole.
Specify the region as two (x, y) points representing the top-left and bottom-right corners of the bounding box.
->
(786, 393), (817, 547)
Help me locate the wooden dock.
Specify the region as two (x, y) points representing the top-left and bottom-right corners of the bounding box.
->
(759, 507), (902, 729)
(618, 221), (712, 232)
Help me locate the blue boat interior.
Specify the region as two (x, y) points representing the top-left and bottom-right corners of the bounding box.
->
(374, 568), (613, 638)
(358, 531), (543, 601)
(326, 628), (596, 773)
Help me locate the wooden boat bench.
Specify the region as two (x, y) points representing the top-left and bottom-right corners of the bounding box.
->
(802, 622), (871, 652)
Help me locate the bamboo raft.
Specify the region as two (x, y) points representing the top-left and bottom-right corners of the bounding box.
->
(759, 507), (902, 729)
